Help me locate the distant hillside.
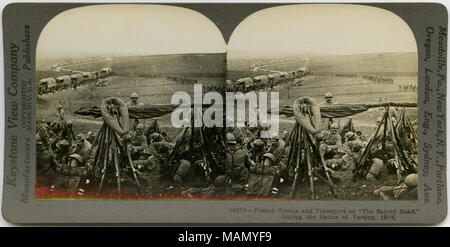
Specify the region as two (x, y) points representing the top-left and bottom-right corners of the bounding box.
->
(227, 50), (325, 60)
(111, 53), (226, 77)
(309, 52), (418, 76)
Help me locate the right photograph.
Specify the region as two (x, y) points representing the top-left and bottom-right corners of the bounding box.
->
(226, 4), (418, 200)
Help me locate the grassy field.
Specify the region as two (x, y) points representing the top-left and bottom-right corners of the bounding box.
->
(111, 53), (226, 77)
(228, 52), (417, 76)
(228, 51), (418, 140)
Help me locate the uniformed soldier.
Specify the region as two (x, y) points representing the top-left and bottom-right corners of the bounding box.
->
(319, 92), (335, 106)
(226, 133), (255, 194)
(55, 140), (71, 165)
(127, 123), (148, 160)
(145, 118), (161, 139)
(127, 92), (140, 107)
(61, 120), (75, 142)
(319, 92), (338, 129)
(281, 131), (290, 143)
(319, 123), (342, 161)
(127, 92), (140, 129)
(365, 158), (387, 181)
(247, 153), (279, 196)
(374, 173), (418, 200)
(71, 133), (92, 163)
(86, 131), (95, 144)
(57, 105), (65, 122)
(37, 120), (51, 146)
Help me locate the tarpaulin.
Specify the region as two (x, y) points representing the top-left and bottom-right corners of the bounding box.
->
(280, 102), (417, 118)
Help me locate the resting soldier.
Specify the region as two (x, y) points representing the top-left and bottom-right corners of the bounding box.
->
(247, 153), (279, 196)
(57, 105), (65, 123)
(71, 133), (92, 163)
(55, 140), (71, 165)
(249, 138), (266, 165)
(374, 173), (418, 200)
(267, 135), (286, 158)
(86, 131), (95, 144)
(126, 123), (148, 160)
(319, 92), (338, 129)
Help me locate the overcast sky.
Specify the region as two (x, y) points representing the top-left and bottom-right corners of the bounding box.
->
(37, 4), (226, 57)
(227, 4), (418, 55)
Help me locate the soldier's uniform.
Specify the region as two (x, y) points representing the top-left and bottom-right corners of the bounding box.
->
(319, 123), (342, 161)
(71, 133), (92, 164)
(226, 133), (253, 194)
(61, 120), (75, 142)
(86, 131), (95, 144)
(55, 140), (71, 165)
(37, 122), (51, 146)
(249, 139), (266, 165)
(374, 173), (418, 200)
(268, 136), (286, 159)
(247, 153), (279, 196)
(366, 158), (387, 181)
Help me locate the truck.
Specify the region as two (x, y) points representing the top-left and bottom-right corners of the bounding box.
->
(38, 77), (57, 94)
(55, 75), (72, 89)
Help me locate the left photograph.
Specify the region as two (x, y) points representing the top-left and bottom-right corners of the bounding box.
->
(35, 4), (227, 199)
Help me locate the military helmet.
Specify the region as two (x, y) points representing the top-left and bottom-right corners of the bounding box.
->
(66, 120), (73, 127)
(59, 140), (70, 147)
(57, 104), (63, 109)
(56, 140), (70, 150)
(226, 133), (237, 144)
(404, 174), (418, 187)
(69, 154), (83, 164)
(130, 92), (139, 99)
(160, 131), (167, 137)
(182, 118), (191, 127)
(330, 123), (339, 130)
(213, 175), (228, 187)
(325, 92), (333, 98)
(136, 123), (144, 131)
(345, 131), (356, 141)
(351, 141), (364, 152)
(316, 131), (325, 140)
(376, 117), (383, 124)
(87, 131), (93, 136)
(150, 132), (162, 142)
(76, 133), (85, 140)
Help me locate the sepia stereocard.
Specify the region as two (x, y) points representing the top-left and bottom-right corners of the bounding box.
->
(35, 4), (418, 201)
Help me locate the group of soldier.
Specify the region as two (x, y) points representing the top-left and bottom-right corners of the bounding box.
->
(166, 75), (198, 84)
(221, 92), (418, 199)
(398, 84), (417, 92)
